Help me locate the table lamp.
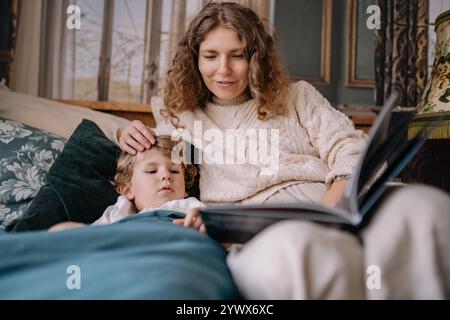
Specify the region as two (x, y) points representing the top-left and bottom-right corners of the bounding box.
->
(406, 9), (450, 192)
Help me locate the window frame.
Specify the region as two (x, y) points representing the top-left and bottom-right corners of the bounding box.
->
(92, 0), (163, 103)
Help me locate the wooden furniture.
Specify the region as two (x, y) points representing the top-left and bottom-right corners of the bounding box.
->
(58, 100), (156, 128)
(59, 100), (377, 133)
(336, 104), (377, 133)
(404, 141), (450, 192)
(346, 114), (375, 133)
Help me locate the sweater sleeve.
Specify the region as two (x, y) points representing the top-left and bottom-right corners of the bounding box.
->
(292, 81), (368, 186)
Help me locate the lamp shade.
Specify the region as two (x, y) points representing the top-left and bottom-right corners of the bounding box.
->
(408, 9), (450, 140)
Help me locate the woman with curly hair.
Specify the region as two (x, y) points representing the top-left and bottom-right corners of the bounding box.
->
(118, 2), (450, 299)
(121, 2), (365, 207)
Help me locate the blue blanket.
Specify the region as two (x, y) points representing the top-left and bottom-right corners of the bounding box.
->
(0, 211), (239, 299)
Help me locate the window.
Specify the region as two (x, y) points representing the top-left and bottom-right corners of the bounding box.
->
(108, 0), (147, 102)
(71, 0), (208, 104)
(73, 0), (104, 101)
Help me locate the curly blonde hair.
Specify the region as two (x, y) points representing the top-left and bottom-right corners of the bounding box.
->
(163, 1), (289, 126)
(114, 136), (198, 194)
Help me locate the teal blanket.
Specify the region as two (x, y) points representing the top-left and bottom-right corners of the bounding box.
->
(0, 211), (239, 299)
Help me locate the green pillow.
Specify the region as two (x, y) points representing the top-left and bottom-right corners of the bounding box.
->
(0, 118), (66, 228)
(8, 120), (121, 232)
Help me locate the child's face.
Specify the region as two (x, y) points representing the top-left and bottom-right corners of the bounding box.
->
(124, 148), (187, 212)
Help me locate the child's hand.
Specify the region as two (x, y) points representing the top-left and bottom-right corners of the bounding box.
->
(48, 221), (86, 232)
(173, 208), (206, 234)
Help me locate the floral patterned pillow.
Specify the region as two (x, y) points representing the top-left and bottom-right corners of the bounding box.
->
(0, 118), (65, 228)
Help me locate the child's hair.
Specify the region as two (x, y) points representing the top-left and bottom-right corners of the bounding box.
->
(114, 135), (198, 193)
(163, 1), (288, 126)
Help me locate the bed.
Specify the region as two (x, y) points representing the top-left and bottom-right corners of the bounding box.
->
(0, 85), (239, 299)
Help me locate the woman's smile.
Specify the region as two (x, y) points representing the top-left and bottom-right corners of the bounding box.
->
(215, 80), (237, 88)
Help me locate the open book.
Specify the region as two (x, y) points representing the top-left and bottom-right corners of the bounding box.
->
(199, 90), (443, 243)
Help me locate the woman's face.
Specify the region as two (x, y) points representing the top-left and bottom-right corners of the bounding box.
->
(198, 26), (249, 100)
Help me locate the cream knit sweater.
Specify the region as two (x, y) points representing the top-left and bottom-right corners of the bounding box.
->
(152, 81), (368, 203)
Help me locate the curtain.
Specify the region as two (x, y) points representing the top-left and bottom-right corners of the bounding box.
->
(375, 0), (429, 108)
(10, 0), (74, 99)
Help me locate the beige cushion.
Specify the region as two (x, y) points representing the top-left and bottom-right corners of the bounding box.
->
(150, 95), (176, 135)
(0, 87), (130, 143)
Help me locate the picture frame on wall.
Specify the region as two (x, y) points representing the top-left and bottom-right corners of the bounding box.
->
(346, 0), (376, 88)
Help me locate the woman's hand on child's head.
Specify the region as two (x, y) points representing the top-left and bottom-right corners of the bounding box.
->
(119, 120), (156, 155)
(173, 208), (207, 234)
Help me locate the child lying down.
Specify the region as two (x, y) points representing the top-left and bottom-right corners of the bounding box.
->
(49, 135), (206, 233)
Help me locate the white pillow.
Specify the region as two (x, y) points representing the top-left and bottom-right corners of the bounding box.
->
(0, 89), (130, 143)
(150, 95), (177, 136)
